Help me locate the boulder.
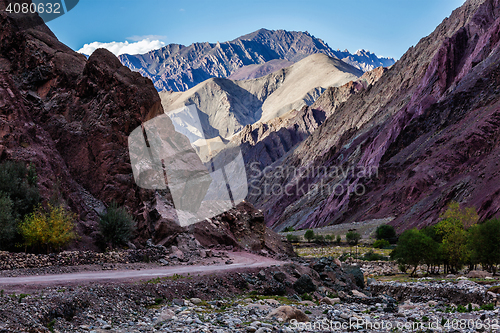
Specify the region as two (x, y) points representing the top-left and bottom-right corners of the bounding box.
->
(467, 270), (493, 279)
(293, 274), (316, 294)
(156, 309), (175, 322)
(265, 306), (309, 322)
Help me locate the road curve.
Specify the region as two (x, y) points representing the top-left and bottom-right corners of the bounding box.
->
(0, 252), (287, 286)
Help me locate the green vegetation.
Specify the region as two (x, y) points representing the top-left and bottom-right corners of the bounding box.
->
(346, 231), (361, 246)
(283, 226), (295, 232)
(98, 202), (136, 248)
(19, 204), (77, 253)
(336, 235), (342, 244)
(304, 229), (315, 242)
(390, 202), (500, 275)
(375, 224), (397, 244)
(0, 161), (40, 250)
(373, 239), (390, 249)
(286, 234), (300, 242)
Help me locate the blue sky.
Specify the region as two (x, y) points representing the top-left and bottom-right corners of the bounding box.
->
(47, 0), (465, 60)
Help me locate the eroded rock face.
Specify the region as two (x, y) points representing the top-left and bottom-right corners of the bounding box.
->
(249, 0), (500, 232)
(0, 3), (167, 247)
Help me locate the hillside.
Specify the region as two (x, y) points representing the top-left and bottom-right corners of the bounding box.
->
(248, 0), (500, 232)
(159, 53), (362, 146)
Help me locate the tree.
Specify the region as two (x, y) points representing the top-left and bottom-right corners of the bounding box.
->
(99, 202), (136, 248)
(390, 228), (436, 276)
(375, 224), (397, 244)
(19, 204), (77, 253)
(373, 239), (390, 249)
(468, 218), (500, 273)
(346, 231), (361, 246)
(286, 234), (299, 242)
(304, 229), (315, 243)
(435, 202), (478, 273)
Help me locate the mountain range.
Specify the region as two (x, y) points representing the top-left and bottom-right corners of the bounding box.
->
(118, 28), (395, 92)
(159, 53), (362, 150)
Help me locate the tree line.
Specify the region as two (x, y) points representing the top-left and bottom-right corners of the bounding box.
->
(391, 202), (500, 276)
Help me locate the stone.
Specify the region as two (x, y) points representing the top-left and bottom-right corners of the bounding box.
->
(190, 298), (202, 305)
(320, 297), (334, 305)
(273, 271), (287, 283)
(265, 306), (309, 322)
(293, 274), (316, 294)
(351, 290), (368, 298)
(467, 271), (493, 279)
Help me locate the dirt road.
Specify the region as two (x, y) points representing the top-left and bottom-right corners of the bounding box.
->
(0, 252), (287, 287)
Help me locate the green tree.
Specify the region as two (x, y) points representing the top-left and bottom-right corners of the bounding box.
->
(373, 239), (390, 249)
(435, 202), (478, 273)
(468, 218), (500, 273)
(304, 229), (315, 243)
(19, 204), (77, 253)
(99, 202), (136, 248)
(346, 231), (361, 246)
(286, 234), (299, 242)
(375, 224), (397, 243)
(390, 228), (437, 276)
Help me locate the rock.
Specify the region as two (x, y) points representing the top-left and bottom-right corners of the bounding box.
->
(257, 270), (267, 280)
(467, 271), (493, 279)
(320, 297), (334, 305)
(293, 274), (316, 294)
(190, 298), (202, 305)
(427, 301), (438, 307)
(351, 290), (368, 298)
(172, 299), (184, 306)
(300, 300), (315, 306)
(273, 271), (287, 283)
(265, 306), (309, 322)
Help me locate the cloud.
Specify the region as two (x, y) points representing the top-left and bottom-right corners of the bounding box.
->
(127, 35), (167, 42)
(77, 38), (166, 56)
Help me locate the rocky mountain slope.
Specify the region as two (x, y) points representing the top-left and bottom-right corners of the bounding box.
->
(248, 0), (500, 232)
(119, 28), (394, 92)
(0, 0), (290, 253)
(159, 54), (362, 144)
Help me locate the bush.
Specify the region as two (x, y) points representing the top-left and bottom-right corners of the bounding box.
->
(336, 235), (342, 244)
(375, 224), (397, 243)
(0, 161), (40, 220)
(373, 239), (390, 249)
(304, 229), (315, 242)
(325, 234), (334, 242)
(362, 250), (388, 261)
(99, 202), (136, 248)
(19, 204), (77, 253)
(283, 226), (295, 232)
(313, 234), (325, 244)
(0, 192), (15, 249)
(286, 234), (299, 242)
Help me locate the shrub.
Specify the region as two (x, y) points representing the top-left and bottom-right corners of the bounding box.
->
(0, 192), (15, 249)
(283, 226), (295, 232)
(373, 239), (390, 249)
(304, 229), (315, 242)
(325, 234), (334, 242)
(0, 161), (40, 220)
(313, 234), (325, 244)
(336, 235), (342, 244)
(286, 234), (299, 242)
(99, 202), (136, 248)
(375, 224), (397, 243)
(19, 204), (77, 253)
(362, 250), (388, 261)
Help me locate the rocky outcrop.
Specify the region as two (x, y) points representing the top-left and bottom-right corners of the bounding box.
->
(119, 28), (394, 92)
(249, 0), (500, 232)
(151, 200), (295, 257)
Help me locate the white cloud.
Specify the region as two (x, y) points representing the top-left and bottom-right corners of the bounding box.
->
(77, 38), (166, 56)
(127, 35), (167, 42)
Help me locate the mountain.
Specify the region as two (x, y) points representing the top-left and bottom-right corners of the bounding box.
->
(247, 0), (500, 232)
(118, 29), (394, 92)
(0, 0), (290, 254)
(159, 53), (362, 148)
